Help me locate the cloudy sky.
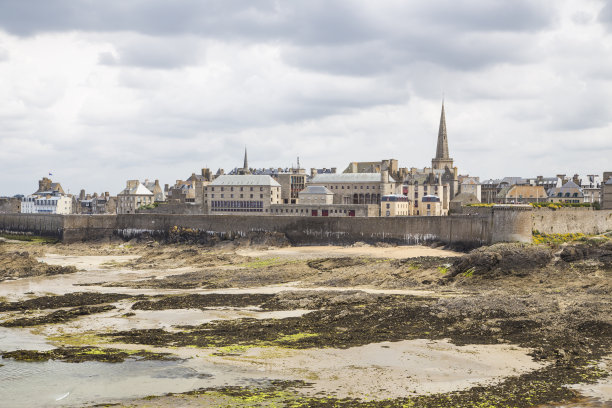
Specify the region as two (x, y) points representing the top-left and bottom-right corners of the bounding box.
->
(1, 0), (611, 196)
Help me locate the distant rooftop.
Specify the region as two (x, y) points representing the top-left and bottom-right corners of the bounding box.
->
(299, 186), (333, 195)
(210, 175), (281, 187)
(311, 173), (396, 183)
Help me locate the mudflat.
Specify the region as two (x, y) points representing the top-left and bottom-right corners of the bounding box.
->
(0, 238), (610, 407)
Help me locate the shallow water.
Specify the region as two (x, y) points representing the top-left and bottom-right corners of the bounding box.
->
(0, 327), (276, 407)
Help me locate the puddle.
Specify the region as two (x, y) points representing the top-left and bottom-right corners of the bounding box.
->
(208, 338), (546, 399)
(0, 327), (277, 408)
(0, 357), (262, 408)
(37, 254), (140, 271)
(0, 327), (54, 352)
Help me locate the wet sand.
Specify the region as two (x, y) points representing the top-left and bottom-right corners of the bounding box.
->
(207, 339), (545, 399)
(0, 242), (610, 407)
(237, 244), (462, 259)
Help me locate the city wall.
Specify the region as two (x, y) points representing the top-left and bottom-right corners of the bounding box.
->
(531, 208), (612, 234)
(2, 209), (609, 247)
(0, 209), (534, 248)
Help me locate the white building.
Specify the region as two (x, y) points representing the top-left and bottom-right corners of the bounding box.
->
(21, 195), (73, 214)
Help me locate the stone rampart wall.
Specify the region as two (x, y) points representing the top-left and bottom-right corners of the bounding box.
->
(0, 208), (552, 247)
(0, 213), (64, 238)
(532, 208), (612, 234)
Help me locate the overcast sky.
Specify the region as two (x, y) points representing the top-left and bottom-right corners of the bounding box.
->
(1, 0), (611, 196)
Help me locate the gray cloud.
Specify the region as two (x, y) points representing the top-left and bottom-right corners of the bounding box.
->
(0, 1), (554, 41)
(0, 1), (610, 197)
(97, 36), (203, 69)
(598, 2), (612, 28)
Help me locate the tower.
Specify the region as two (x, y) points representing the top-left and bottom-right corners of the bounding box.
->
(431, 102), (454, 171)
(237, 147), (251, 175)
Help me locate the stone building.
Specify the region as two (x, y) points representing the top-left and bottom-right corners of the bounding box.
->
(204, 175), (281, 214)
(343, 159), (409, 183)
(269, 203), (379, 217)
(547, 181), (584, 204)
(0, 197), (21, 213)
(496, 185), (548, 204)
(459, 177), (481, 202)
(78, 192), (116, 215)
(403, 175), (448, 215)
(117, 181), (155, 214)
(449, 192), (480, 213)
(421, 195), (442, 216)
(602, 172), (612, 210)
(381, 195), (412, 217)
(35, 177), (65, 195)
(298, 186), (334, 205)
(577, 174), (602, 205)
(307, 172), (398, 205)
(143, 179), (166, 203)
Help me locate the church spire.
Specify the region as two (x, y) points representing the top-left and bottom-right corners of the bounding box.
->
(431, 100), (453, 171)
(243, 147), (248, 170)
(435, 102), (449, 159)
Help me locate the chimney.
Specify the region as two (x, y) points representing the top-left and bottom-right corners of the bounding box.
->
(331, 167), (337, 174)
(311, 168), (317, 178)
(164, 184), (169, 192)
(79, 189), (85, 200)
(105, 192), (109, 198)
(381, 170), (389, 183)
(155, 179), (160, 187)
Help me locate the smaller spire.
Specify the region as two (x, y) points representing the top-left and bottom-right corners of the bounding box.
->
(243, 147), (248, 170)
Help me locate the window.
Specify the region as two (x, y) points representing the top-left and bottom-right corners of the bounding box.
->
(260, 194), (263, 198)
(250, 187), (253, 191)
(250, 194), (253, 198)
(221, 194), (224, 198)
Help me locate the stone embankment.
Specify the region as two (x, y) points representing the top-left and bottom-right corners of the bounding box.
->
(1, 207), (611, 248)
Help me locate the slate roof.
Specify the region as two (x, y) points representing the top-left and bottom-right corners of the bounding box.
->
(451, 192), (479, 203)
(310, 173), (396, 183)
(299, 186), (333, 195)
(120, 183), (154, 196)
(210, 175), (281, 187)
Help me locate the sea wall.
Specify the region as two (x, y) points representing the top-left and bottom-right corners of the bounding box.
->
(0, 213), (64, 238)
(531, 208), (612, 234)
(0, 209), (539, 248)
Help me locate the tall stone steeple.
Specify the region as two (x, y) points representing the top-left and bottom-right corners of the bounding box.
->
(237, 147), (251, 175)
(432, 101), (454, 171)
